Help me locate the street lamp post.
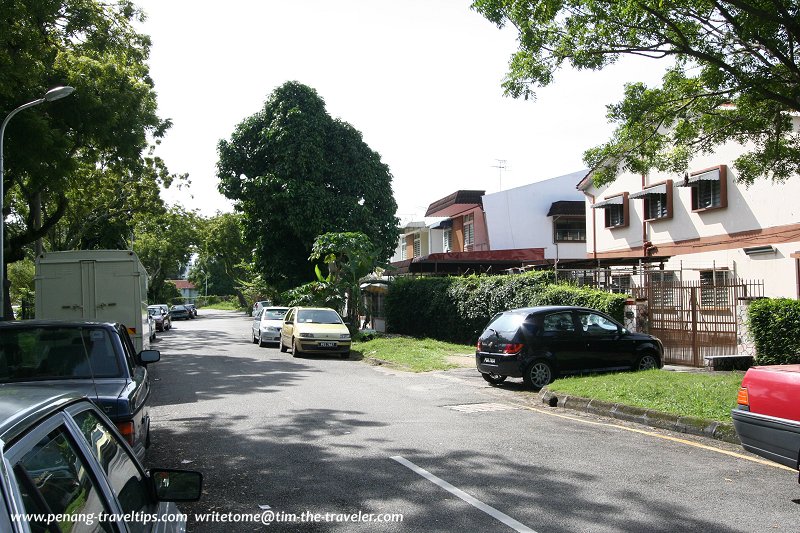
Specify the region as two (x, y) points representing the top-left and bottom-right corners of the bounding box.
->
(0, 86), (74, 320)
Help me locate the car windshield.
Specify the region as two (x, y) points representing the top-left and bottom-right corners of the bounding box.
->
(296, 309), (342, 324)
(263, 309), (288, 320)
(485, 312), (526, 333)
(0, 326), (122, 381)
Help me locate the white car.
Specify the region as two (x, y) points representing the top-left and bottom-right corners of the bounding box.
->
(252, 300), (271, 315)
(252, 306), (290, 347)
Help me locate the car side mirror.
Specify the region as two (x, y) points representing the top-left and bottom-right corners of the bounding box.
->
(139, 349), (160, 364)
(619, 327), (628, 336)
(149, 469), (203, 502)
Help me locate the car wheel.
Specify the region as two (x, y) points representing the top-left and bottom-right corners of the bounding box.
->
(252, 332), (258, 344)
(279, 338), (288, 352)
(636, 353), (659, 371)
(481, 373), (507, 385)
(523, 360), (554, 391)
(259, 334), (267, 348)
(292, 338), (301, 358)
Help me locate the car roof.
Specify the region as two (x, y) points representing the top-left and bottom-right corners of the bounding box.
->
(0, 386), (86, 444)
(502, 306), (602, 315)
(293, 307), (338, 311)
(0, 319), (117, 329)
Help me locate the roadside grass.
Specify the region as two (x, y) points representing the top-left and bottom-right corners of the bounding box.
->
(202, 301), (243, 311)
(352, 335), (474, 372)
(547, 369), (745, 422)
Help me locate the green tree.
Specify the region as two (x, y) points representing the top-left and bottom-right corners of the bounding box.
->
(1, 0), (170, 317)
(132, 205), (199, 303)
(309, 232), (383, 332)
(473, 0), (800, 185)
(217, 81), (399, 292)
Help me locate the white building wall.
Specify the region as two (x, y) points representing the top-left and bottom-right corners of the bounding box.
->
(483, 170), (588, 259)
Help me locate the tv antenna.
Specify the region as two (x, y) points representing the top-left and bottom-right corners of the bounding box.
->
(491, 159), (508, 191)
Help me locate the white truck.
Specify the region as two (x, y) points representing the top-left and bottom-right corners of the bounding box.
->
(35, 250), (154, 351)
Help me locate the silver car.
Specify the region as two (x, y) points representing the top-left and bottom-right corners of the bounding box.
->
(0, 386), (202, 531)
(252, 306), (290, 347)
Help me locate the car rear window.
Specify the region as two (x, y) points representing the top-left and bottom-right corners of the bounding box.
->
(0, 327), (122, 382)
(485, 312), (526, 332)
(263, 308), (288, 320)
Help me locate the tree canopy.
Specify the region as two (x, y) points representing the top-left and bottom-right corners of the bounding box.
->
(473, 0), (800, 185)
(1, 0), (172, 315)
(217, 81), (398, 292)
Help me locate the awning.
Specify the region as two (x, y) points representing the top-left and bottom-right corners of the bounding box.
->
(677, 169), (720, 187)
(430, 219), (453, 230)
(547, 201), (585, 216)
(629, 183), (667, 199)
(591, 196), (624, 209)
(425, 190), (485, 217)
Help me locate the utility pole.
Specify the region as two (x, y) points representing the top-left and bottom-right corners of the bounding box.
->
(491, 159), (508, 191)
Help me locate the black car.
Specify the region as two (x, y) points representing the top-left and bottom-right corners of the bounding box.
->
(475, 306), (663, 390)
(0, 320), (160, 461)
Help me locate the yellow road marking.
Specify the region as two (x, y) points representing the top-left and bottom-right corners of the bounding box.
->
(513, 402), (796, 472)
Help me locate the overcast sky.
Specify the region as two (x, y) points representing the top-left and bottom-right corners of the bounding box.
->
(134, 0), (668, 222)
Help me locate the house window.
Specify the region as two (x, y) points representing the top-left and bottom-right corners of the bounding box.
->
(413, 234), (421, 257)
(400, 241), (407, 260)
(644, 194), (669, 220)
(700, 270), (731, 306)
(605, 205), (625, 228)
(443, 229), (452, 252)
(685, 166), (727, 211)
(553, 218), (586, 242)
(463, 213), (475, 247)
(609, 274), (631, 294)
(649, 271), (677, 307)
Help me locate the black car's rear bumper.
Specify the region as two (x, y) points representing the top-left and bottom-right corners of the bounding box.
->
(475, 352), (524, 377)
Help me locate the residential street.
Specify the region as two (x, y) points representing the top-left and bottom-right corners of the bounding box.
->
(147, 310), (799, 533)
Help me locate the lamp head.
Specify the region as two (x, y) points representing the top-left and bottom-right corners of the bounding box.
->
(44, 86), (75, 102)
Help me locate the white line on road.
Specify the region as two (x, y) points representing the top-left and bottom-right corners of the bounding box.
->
(390, 455), (538, 533)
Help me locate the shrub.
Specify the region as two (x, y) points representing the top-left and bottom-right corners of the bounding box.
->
(747, 298), (800, 365)
(386, 271), (627, 344)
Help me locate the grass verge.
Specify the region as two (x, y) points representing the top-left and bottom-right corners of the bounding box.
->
(352, 335), (474, 372)
(202, 301), (244, 311)
(547, 369), (745, 422)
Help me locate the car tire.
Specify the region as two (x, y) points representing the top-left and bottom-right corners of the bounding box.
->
(292, 338), (301, 358)
(636, 353), (659, 371)
(279, 338), (288, 352)
(481, 373), (507, 385)
(523, 360), (554, 391)
(252, 332), (258, 344)
(259, 334), (267, 348)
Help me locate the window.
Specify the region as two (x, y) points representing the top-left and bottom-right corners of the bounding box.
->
(543, 312), (575, 333)
(400, 242), (407, 260)
(649, 271), (677, 307)
(443, 229), (452, 252)
(605, 205), (625, 228)
(700, 270), (731, 306)
(610, 275), (631, 294)
(685, 166), (727, 211)
(577, 312), (619, 335)
(463, 213), (475, 247)
(413, 233), (421, 257)
(553, 217), (586, 242)
(644, 194), (669, 220)
(13, 427), (113, 533)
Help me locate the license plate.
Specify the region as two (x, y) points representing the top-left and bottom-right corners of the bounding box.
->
(319, 341), (337, 347)
(484, 358), (496, 364)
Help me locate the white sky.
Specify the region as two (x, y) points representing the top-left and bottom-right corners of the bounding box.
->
(134, 0), (668, 221)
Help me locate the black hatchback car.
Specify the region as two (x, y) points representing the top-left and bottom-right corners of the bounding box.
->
(476, 306), (664, 390)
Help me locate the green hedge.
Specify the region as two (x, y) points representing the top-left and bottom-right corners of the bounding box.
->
(385, 272), (628, 344)
(748, 298), (800, 365)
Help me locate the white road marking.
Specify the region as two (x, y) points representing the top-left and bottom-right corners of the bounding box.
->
(447, 402), (519, 413)
(390, 455), (538, 533)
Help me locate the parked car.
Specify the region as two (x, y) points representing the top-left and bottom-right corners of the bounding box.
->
(0, 320), (160, 461)
(280, 307), (351, 359)
(148, 305), (171, 331)
(253, 300), (271, 316)
(253, 306), (290, 347)
(475, 306), (664, 390)
(170, 304), (191, 320)
(185, 303), (198, 318)
(0, 385), (202, 531)
(731, 364), (800, 477)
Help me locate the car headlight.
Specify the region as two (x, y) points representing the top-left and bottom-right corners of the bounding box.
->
(299, 332), (315, 338)
(340, 334), (351, 340)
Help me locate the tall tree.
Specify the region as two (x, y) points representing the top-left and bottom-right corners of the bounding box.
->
(1, 0), (169, 317)
(473, 0), (800, 185)
(217, 81), (398, 292)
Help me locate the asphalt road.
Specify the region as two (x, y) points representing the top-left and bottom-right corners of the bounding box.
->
(146, 309), (799, 533)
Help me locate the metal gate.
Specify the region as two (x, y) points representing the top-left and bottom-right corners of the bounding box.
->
(633, 279), (764, 367)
